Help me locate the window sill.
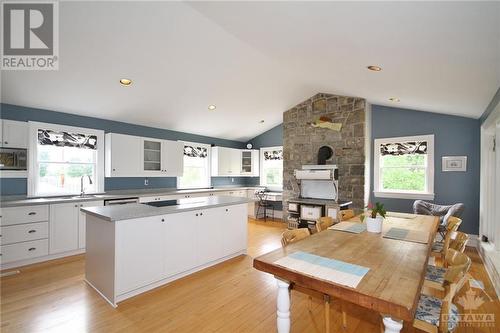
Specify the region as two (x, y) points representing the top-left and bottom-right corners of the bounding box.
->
(374, 191), (435, 200)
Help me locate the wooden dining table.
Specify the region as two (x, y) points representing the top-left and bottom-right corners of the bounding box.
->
(253, 212), (439, 333)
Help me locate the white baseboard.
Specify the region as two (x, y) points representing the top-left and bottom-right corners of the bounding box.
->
(0, 248), (85, 271)
(467, 234), (479, 247)
(477, 241), (500, 299)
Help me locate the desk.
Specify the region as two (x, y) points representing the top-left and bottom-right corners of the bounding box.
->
(253, 213), (438, 333)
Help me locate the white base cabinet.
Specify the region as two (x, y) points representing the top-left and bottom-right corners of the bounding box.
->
(85, 203), (248, 306)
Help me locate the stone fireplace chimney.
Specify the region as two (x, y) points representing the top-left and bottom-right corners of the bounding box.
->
(283, 93), (367, 216)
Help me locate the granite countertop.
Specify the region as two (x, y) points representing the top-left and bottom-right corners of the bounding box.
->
(0, 186), (268, 207)
(82, 196), (253, 222)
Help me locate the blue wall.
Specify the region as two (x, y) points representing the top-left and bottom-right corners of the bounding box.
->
(248, 123), (283, 149)
(370, 105), (480, 235)
(0, 103), (259, 195)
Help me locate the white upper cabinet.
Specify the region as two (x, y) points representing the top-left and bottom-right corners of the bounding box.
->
(161, 140), (184, 176)
(105, 133), (183, 177)
(105, 133), (142, 177)
(240, 150), (259, 176)
(211, 147), (242, 177)
(0, 120), (28, 148)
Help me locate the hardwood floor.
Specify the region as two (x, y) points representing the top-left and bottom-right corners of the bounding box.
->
(1, 219), (499, 332)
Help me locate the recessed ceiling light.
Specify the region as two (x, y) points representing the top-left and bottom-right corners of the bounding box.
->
(389, 97), (400, 102)
(259, 120), (265, 124)
(119, 78), (132, 86)
(208, 105), (216, 111)
(367, 65), (382, 72)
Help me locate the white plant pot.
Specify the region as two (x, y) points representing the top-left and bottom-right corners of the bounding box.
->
(366, 216), (384, 233)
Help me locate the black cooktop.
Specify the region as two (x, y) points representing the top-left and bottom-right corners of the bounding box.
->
(144, 200), (179, 207)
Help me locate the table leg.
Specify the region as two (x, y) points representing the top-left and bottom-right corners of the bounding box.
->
(276, 279), (291, 333)
(382, 316), (403, 333)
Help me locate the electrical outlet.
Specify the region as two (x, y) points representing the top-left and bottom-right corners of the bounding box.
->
(144, 178), (149, 186)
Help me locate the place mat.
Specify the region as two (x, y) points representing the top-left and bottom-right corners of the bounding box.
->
(328, 221), (366, 234)
(386, 212), (417, 219)
(383, 227), (429, 244)
(274, 251), (369, 288)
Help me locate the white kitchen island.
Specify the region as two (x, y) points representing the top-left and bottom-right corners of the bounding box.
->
(81, 196), (250, 307)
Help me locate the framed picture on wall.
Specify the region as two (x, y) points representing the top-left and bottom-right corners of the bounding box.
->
(442, 156), (467, 172)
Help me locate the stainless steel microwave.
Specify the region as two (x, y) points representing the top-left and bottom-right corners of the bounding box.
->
(0, 148), (27, 170)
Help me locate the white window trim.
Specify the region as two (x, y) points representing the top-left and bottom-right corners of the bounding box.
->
(27, 121), (105, 197)
(176, 141), (211, 189)
(373, 135), (435, 200)
(259, 145), (283, 191)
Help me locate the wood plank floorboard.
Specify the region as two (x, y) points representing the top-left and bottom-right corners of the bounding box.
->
(1, 218), (499, 332)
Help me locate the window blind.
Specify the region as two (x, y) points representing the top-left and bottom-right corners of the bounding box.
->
(37, 129), (97, 150)
(380, 141), (427, 156)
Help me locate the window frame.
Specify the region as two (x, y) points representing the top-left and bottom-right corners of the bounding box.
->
(373, 135), (434, 200)
(176, 141), (211, 189)
(27, 121), (105, 197)
(259, 145), (283, 191)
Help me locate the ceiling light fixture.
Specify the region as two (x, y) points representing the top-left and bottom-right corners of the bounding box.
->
(119, 78), (132, 86)
(208, 105), (216, 111)
(389, 97), (400, 102)
(367, 65), (382, 72)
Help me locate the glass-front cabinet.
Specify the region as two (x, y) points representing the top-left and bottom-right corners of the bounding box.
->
(241, 150), (252, 174)
(143, 139), (162, 171)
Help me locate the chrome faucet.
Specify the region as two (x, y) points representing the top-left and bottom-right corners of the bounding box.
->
(80, 175), (93, 196)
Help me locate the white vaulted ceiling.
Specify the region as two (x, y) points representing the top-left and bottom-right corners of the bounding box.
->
(2, 1), (499, 141)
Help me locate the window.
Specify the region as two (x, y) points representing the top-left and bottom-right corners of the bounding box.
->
(177, 142), (211, 189)
(374, 135), (434, 200)
(260, 146), (283, 190)
(28, 122), (105, 196)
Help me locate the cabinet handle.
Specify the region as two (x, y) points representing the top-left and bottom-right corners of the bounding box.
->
(200, 212), (203, 216)
(161, 218), (165, 222)
(75, 205), (78, 207)
(28, 247), (36, 251)
(226, 209), (228, 212)
(28, 212), (36, 215)
(113, 168), (116, 171)
(195, 213), (198, 217)
(4, 141), (8, 144)
(28, 230), (36, 233)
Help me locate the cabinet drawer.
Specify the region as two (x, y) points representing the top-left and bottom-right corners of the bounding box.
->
(1, 222), (49, 245)
(300, 205), (322, 221)
(1, 239), (49, 264)
(0, 205), (49, 226)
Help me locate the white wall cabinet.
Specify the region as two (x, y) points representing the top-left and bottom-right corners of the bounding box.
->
(106, 133), (183, 177)
(105, 133), (142, 177)
(0, 120), (28, 148)
(211, 147), (241, 176)
(240, 150), (259, 176)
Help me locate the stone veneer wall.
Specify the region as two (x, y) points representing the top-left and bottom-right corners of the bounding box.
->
(283, 93), (366, 217)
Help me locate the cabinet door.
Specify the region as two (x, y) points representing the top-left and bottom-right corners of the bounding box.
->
(2, 120), (28, 148)
(107, 133), (142, 176)
(78, 200), (104, 249)
(230, 148), (242, 174)
(49, 203), (79, 254)
(217, 148), (233, 175)
(220, 204), (247, 255)
(142, 139), (162, 174)
(251, 150), (260, 176)
(162, 140), (184, 176)
(241, 150), (252, 174)
(195, 209), (223, 265)
(163, 211), (197, 276)
(115, 216), (165, 294)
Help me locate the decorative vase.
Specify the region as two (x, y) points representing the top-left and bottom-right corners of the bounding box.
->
(366, 216), (383, 233)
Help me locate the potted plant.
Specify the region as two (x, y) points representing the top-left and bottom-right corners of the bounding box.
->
(365, 202), (386, 233)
